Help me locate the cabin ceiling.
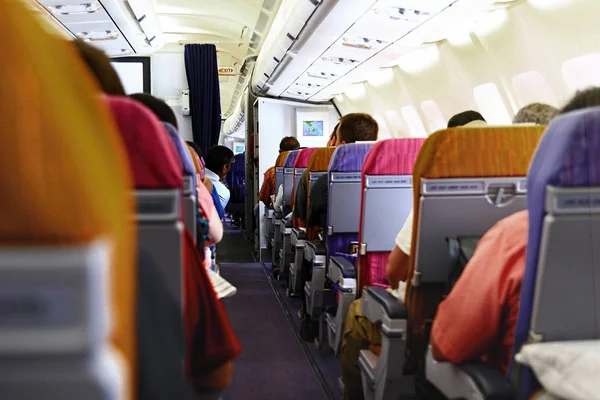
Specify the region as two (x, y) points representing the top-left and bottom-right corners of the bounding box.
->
(155, 0), (281, 116)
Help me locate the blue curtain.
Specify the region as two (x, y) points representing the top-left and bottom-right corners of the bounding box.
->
(184, 44), (222, 153)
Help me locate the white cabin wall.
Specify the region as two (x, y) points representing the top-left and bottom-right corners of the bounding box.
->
(151, 53), (194, 142)
(333, 0), (600, 137)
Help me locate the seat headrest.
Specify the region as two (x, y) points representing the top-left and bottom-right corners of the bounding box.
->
(284, 150), (300, 168)
(414, 126), (545, 180)
(163, 123), (196, 180)
(362, 138), (426, 176)
(307, 147), (336, 172)
(294, 148), (318, 169)
(105, 96), (182, 189)
(275, 151), (289, 167)
(329, 142), (375, 173)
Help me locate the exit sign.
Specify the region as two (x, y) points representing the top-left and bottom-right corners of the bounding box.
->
(218, 67), (236, 76)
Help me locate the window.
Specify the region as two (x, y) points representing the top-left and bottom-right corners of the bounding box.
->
(401, 106), (428, 138)
(473, 83), (512, 124)
(561, 53), (600, 94)
(384, 110), (406, 138)
(373, 114), (392, 140)
(421, 100), (447, 132)
(512, 71), (558, 108)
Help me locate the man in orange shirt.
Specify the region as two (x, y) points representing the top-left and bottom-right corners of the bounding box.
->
(430, 210), (528, 374)
(258, 136), (300, 207)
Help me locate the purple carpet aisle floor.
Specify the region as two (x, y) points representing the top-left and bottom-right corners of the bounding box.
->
(218, 221), (337, 400)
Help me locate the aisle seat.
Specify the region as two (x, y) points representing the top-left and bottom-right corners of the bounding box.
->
(267, 151), (290, 254)
(303, 143), (374, 338)
(359, 126), (544, 400)
(287, 148), (318, 297)
(163, 122), (198, 243)
(0, 2), (136, 397)
(289, 147), (335, 299)
(278, 150), (301, 278)
(326, 139), (424, 358)
(106, 96), (184, 307)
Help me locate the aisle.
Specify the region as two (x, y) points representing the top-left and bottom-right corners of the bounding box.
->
(217, 224), (328, 399)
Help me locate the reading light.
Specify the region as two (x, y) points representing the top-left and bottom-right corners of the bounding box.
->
(307, 71), (338, 80)
(76, 30), (119, 42)
(47, 2), (100, 15)
(105, 48), (133, 57)
(342, 36), (387, 50)
(322, 56), (359, 66)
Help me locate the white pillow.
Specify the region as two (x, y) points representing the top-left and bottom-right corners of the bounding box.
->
(515, 340), (600, 400)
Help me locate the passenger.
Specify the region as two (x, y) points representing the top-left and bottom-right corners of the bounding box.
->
(447, 110), (487, 128)
(129, 93), (179, 128)
(72, 39), (126, 96)
(340, 109), (493, 399)
(429, 88), (600, 373)
(513, 103), (558, 125)
(258, 136), (300, 207)
(294, 114), (378, 227)
(326, 125), (339, 146)
(205, 145), (235, 211)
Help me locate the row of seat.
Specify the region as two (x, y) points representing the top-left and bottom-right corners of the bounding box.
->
(0, 4), (220, 396)
(265, 111), (600, 399)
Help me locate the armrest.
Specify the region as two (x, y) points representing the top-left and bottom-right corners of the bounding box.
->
(306, 240), (326, 255)
(363, 286), (407, 319)
(425, 346), (514, 400)
(292, 228), (306, 240)
(330, 256), (355, 278)
(274, 210), (283, 219)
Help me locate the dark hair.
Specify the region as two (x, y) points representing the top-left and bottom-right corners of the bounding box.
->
(129, 93), (178, 129)
(330, 124), (339, 139)
(186, 141), (202, 158)
(513, 103), (558, 125)
(559, 87), (600, 115)
(73, 39), (125, 96)
(337, 113), (378, 143)
(279, 136), (300, 152)
(447, 110), (486, 128)
(205, 145), (234, 174)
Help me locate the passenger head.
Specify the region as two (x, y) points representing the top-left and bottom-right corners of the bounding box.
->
(336, 113), (378, 145)
(206, 145), (235, 178)
(279, 136), (300, 153)
(447, 110), (486, 128)
(73, 39), (125, 96)
(186, 141), (203, 158)
(129, 93), (178, 129)
(326, 124), (339, 147)
(559, 87), (600, 115)
(513, 103), (558, 125)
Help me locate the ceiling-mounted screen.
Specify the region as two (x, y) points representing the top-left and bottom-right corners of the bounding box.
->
(110, 57), (151, 94)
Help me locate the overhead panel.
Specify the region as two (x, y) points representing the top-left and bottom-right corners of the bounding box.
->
(36, 0), (162, 56)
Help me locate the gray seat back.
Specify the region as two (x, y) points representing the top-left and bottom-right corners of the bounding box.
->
(182, 176), (197, 242)
(0, 240), (124, 399)
(136, 189), (184, 305)
(283, 150), (300, 207)
(414, 177), (527, 285)
(530, 186), (600, 341)
(328, 172), (362, 234)
(360, 175), (413, 254)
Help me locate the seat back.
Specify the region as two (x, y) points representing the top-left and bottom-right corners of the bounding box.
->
(0, 3), (134, 396)
(327, 143), (374, 257)
(163, 123), (198, 242)
(357, 139), (425, 292)
(406, 125), (545, 341)
(291, 147), (318, 208)
(275, 151), (289, 198)
(307, 147), (337, 209)
(513, 108), (600, 397)
(283, 150), (301, 208)
(106, 96), (185, 307)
